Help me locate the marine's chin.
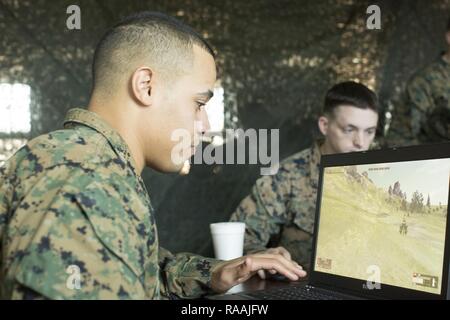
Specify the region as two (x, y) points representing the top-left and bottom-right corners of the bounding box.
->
(147, 158), (185, 174)
(179, 160), (191, 175)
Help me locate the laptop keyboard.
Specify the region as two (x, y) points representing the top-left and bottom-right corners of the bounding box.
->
(241, 285), (345, 300)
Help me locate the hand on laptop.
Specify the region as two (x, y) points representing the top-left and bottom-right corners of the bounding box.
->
(210, 251), (307, 293)
(254, 246), (293, 280)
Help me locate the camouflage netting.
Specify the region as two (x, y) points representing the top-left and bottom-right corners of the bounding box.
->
(1, 0), (449, 256)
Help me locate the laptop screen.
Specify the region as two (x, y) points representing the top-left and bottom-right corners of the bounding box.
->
(314, 157), (450, 296)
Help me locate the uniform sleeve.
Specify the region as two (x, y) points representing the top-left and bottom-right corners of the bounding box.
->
(158, 247), (222, 299)
(0, 165), (9, 252)
(4, 167), (225, 300)
(5, 178), (149, 300)
(387, 73), (434, 147)
(229, 169), (292, 254)
(388, 100), (417, 147)
(405, 75), (434, 138)
(10, 283), (48, 300)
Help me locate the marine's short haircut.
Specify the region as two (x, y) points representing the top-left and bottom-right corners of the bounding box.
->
(322, 81), (379, 117)
(92, 11), (215, 93)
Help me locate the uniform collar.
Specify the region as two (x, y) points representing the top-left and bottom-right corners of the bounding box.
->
(309, 139), (323, 180)
(63, 108), (140, 177)
(439, 52), (450, 67)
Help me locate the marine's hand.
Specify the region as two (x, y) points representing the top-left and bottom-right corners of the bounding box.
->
(255, 246), (293, 279)
(210, 251), (306, 293)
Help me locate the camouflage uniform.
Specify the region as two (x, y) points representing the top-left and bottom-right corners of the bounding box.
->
(0, 108), (220, 300)
(388, 55), (450, 146)
(230, 142), (321, 267)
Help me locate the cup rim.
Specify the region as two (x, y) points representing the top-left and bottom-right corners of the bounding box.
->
(210, 222), (245, 234)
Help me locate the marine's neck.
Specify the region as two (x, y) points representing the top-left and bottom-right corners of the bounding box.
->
(319, 140), (334, 156)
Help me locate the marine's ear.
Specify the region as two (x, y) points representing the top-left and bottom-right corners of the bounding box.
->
(318, 116), (329, 136)
(130, 67), (153, 106)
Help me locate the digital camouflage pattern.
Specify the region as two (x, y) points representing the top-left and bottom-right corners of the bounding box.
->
(230, 142), (321, 266)
(388, 55), (450, 146)
(0, 108), (220, 300)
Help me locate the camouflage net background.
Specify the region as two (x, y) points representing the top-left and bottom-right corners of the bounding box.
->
(0, 0), (449, 256)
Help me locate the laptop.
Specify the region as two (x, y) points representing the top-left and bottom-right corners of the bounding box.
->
(210, 142), (450, 300)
